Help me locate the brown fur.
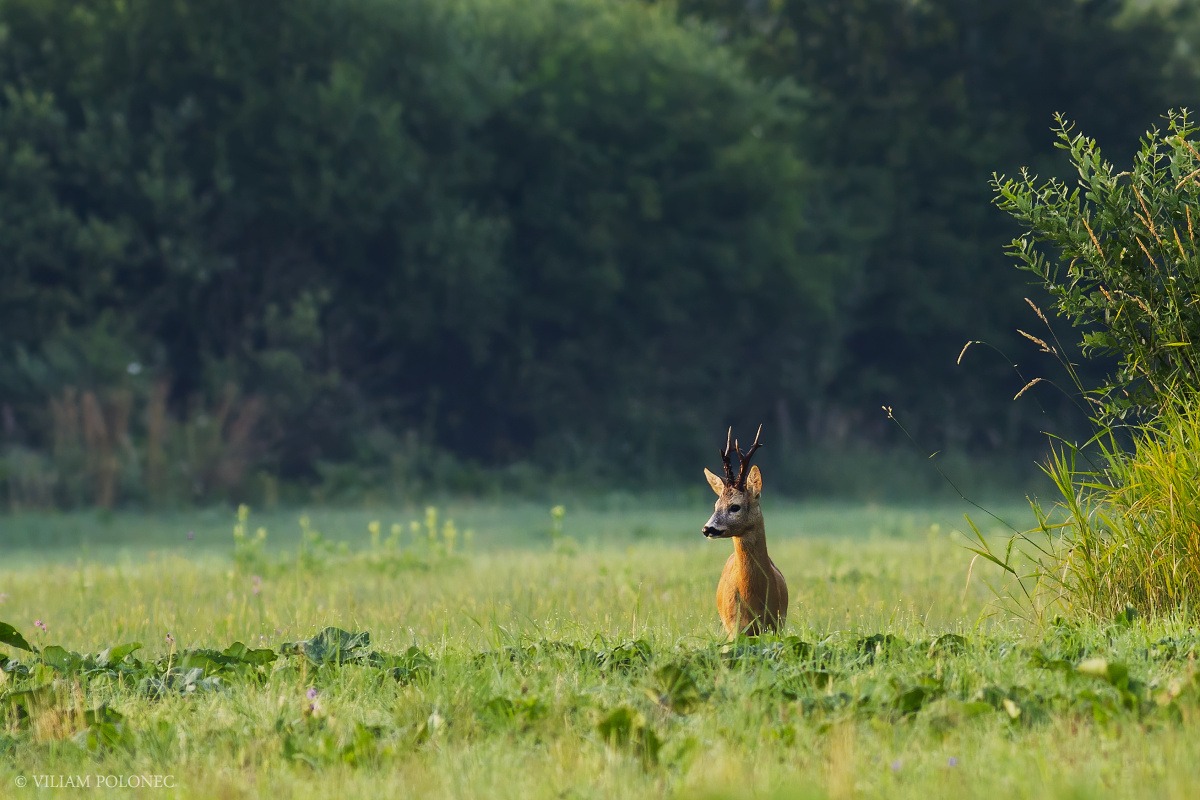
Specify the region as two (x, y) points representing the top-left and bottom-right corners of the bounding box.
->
(702, 465), (788, 637)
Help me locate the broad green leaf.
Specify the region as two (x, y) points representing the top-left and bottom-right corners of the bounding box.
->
(0, 623), (32, 652)
(41, 645), (83, 673)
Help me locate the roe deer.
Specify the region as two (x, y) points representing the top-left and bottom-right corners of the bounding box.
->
(702, 425), (788, 637)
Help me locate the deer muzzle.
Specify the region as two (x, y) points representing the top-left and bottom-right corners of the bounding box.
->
(702, 525), (730, 539)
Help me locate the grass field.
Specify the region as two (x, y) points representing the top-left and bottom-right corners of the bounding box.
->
(2, 498), (1200, 798)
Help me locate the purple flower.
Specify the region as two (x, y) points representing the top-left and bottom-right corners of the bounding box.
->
(948, 757), (959, 768)
(33, 619), (47, 632)
(890, 759), (902, 773)
(305, 687), (321, 715)
(251, 575), (263, 595)
(186, 530), (195, 541)
(165, 632), (175, 645)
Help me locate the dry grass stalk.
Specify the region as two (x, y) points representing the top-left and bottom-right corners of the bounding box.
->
(1024, 297), (1050, 326)
(1134, 235), (1157, 269)
(1017, 329), (1052, 353)
(1013, 378), (1044, 400)
(1082, 217), (1104, 258)
(1133, 186), (1158, 240)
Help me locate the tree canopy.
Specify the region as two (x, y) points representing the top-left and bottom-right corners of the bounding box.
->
(0, 0), (1194, 506)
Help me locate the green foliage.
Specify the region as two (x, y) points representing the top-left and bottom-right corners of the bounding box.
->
(664, 0), (1194, 454)
(281, 628), (381, 669)
(5, 617), (1200, 775)
(0, 623), (31, 653)
(995, 111), (1200, 420)
(982, 394), (1200, 620)
(230, 505), (472, 578)
(547, 503), (578, 554)
(3, 0), (1199, 503)
(974, 114), (1200, 622)
(7, 506), (1200, 794)
(231, 504), (269, 575)
(0, 0), (827, 504)
(296, 514), (345, 574)
(596, 706), (664, 767)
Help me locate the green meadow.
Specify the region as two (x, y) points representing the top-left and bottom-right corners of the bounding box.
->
(4, 0), (1200, 797)
(3, 500), (1200, 799)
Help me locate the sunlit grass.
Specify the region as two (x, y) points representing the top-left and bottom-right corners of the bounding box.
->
(2, 503), (1198, 799)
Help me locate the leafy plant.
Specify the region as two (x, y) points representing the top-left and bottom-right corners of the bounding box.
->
(975, 395), (1200, 619)
(974, 112), (1200, 620)
(5, 615), (1200, 778)
(232, 504), (269, 575)
(994, 110), (1200, 421)
(596, 706), (663, 767)
(362, 509), (471, 574)
(548, 504), (577, 555)
(297, 515), (345, 573)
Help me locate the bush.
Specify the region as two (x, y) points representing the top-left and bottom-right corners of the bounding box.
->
(1000, 394), (1200, 620)
(978, 112), (1200, 620)
(994, 110), (1200, 421)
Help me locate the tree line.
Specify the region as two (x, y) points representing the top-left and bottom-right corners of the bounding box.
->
(0, 0), (1194, 506)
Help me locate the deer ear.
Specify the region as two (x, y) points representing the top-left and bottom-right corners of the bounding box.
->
(703, 468), (725, 496)
(745, 465), (762, 497)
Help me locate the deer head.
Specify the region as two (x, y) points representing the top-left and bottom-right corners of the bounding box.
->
(701, 425), (764, 539)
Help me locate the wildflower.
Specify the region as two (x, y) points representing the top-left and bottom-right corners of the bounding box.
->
(34, 619), (47, 632)
(305, 686), (321, 716)
(890, 759), (902, 773)
(165, 632), (175, 646)
(187, 530), (195, 541)
(252, 575), (263, 595)
(948, 757), (959, 768)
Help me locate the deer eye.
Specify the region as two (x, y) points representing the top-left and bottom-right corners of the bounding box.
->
(729, 504), (741, 513)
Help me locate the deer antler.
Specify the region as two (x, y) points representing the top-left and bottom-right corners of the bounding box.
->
(733, 424), (764, 490)
(720, 426), (736, 485)
(718, 424), (764, 489)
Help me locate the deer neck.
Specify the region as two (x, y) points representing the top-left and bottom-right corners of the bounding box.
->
(733, 517), (771, 571)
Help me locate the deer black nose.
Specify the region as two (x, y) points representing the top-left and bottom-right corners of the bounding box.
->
(703, 526), (725, 539)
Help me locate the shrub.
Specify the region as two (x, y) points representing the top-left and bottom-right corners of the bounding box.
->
(994, 110), (1200, 421)
(979, 393), (1200, 620)
(979, 112), (1200, 619)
